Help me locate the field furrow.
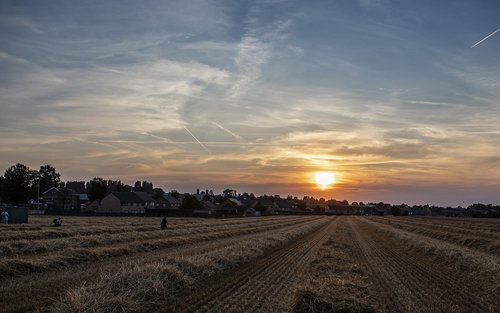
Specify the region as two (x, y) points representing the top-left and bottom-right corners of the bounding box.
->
(0, 216), (324, 313)
(0, 217), (321, 278)
(2, 215), (498, 313)
(165, 217), (337, 313)
(0, 216), (308, 258)
(348, 217), (497, 313)
(368, 217), (500, 254)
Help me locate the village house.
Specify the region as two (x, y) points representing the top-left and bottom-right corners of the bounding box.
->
(98, 192), (152, 214)
(255, 196), (278, 214)
(42, 187), (79, 211)
(160, 194), (181, 209)
(275, 199), (298, 212)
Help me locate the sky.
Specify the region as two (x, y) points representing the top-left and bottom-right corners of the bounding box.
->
(1, 0), (499, 206)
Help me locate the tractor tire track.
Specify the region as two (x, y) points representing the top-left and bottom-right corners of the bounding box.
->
(165, 217), (338, 313)
(0, 217), (324, 313)
(347, 217), (496, 313)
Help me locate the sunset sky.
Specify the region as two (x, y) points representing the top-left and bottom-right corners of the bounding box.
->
(1, 1), (499, 206)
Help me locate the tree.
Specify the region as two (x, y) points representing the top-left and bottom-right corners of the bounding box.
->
(254, 201), (268, 214)
(391, 206), (401, 216)
(38, 164), (61, 194)
(87, 177), (109, 200)
(169, 190), (180, 199)
(2, 163), (36, 204)
(108, 180), (130, 192)
(296, 200), (307, 211)
(152, 187), (165, 200)
(133, 181), (154, 194)
(134, 181), (143, 191)
(222, 189), (236, 198)
(65, 181), (86, 194)
(180, 194), (202, 211)
(0, 175), (5, 202)
(142, 181), (154, 194)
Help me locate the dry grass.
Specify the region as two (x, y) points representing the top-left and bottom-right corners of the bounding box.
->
(369, 217), (500, 254)
(3, 215), (498, 313)
(292, 222), (378, 313)
(359, 217), (500, 274)
(357, 217), (500, 312)
(51, 218), (326, 313)
(0, 216), (316, 278)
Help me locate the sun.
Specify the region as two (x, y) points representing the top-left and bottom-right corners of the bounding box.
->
(314, 172), (336, 189)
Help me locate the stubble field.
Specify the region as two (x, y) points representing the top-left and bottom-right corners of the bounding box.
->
(0, 215), (498, 313)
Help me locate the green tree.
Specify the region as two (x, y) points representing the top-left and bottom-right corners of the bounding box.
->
(133, 181), (154, 193)
(296, 200), (307, 211)
(391, 206), (401, 216)
(65, 181), (86, 193)
(152, 187), (165, 200)
(222, 189), (236, 198)
(87, 177), (109, 200)
(169, 190), (180, 199)
(142, 181), (154, 194)
(2, 163), (36, 204)
(134, 181), (143, 191)
(38, 164), (61, 194)
(108, 180), (130, 192)
(180, 194), (201, 211)
(254, 201), (268, 214)
(0, 175), (5, 202)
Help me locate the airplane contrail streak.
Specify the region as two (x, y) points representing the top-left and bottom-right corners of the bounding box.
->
(471, 28), (500, 48)
(141, 132), (183, 149)
(183, 126), (211, 154)
(212, 122), (243, 140)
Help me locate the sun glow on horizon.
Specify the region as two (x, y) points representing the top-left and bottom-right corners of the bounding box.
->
(314, 172), (336, 190)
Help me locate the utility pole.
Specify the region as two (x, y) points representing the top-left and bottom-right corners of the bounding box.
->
(37, 172), (40, 210)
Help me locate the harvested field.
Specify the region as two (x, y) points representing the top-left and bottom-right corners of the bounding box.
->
(1, 215), (498, 313)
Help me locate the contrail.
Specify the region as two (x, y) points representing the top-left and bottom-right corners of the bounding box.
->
(212, 122), (243, 140)
(471, 28), (500, 48)
(183, 126), (211, 154)
(141, 132), (183, 149)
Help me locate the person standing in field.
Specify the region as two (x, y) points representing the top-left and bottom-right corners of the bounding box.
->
(160, 216), (167, 229)
(1, 209), (9, 224)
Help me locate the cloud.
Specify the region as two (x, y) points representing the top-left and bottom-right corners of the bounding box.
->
(228, 3), (292, 98)
(0, 51), (29, 64)
(1, 1), (500, 206)
(0, 15), (43, 34)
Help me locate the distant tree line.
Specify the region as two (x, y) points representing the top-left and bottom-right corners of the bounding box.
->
(0, 163), (164, 204)
(1, 163), (499, 218)
(0, 163), (61, 204)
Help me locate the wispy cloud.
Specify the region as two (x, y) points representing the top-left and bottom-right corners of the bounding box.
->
(1, 1), (500, 205)
(406, 100), (464, 107)
(228, 3), (292, 98)
(0, 51), (29, 64)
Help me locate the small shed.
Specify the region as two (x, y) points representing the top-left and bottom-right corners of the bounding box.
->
(1, 206), (29, 224)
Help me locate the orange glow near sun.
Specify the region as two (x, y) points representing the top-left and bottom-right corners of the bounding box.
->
(314, 172), (336, 189)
